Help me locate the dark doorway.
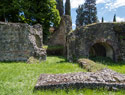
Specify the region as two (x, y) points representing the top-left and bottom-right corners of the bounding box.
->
(89, 43), (106, 57)
(89, 43), (114, 60)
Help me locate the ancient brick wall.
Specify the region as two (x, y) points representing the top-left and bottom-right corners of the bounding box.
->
(0, 22), (46, 61)
(48, 15), (72, 46)
(48, 15), (72, 55)
(67, 23), (125, 62)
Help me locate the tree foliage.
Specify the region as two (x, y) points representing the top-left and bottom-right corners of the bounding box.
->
(113, 14), (116, 22)
(56, 0), (64, 16)
(76, 5), (84, 27)
(0, 0), (20, 22)
(76, 0), (97, 27)
(65, 0), (71, 16)
(0, 0), (61, 41)
(102, 17), (104, 23)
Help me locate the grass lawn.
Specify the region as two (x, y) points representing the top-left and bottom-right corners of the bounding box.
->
(92, 57), (125, 74)
(0, 56), (125, 95)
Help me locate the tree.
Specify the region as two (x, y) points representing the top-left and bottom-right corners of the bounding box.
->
(56, 0), (64, 16)
(76, 0), (97, 27)
(113, 14), (116, 22)
(102, 17), (104, 23)
(65, 0), (71, 16)
(22, 0), (61, 41)
(0, 0), (20, 22)
(83, 0), (97, 25)
(76, 5), (84, 27)
(0, 0), (61, 41)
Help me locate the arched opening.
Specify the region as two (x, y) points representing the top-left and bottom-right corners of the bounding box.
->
(89, 43), (114, 60)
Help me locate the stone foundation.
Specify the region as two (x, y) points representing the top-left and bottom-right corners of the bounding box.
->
(35, 69), (125, 90)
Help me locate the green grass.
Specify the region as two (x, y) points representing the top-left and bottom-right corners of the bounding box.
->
(35, 88), (125, 95)
(98, 61), (125, 74)
(0, 56), (125, 95)
(91, 57), (125, 74)
(0, 56), (84, 95)
(43, 45), (64, 50)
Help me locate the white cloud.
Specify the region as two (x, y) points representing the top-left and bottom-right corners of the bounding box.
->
(72, 23), (76, 27)
(70, 0), (109, 8)
(96, 0), (107, 4)
(70, 0), (85, 8)
(67, 0), (125, 9)
(64, 0), (66, 3)
(97, 0), (125, 10)
(107, 0), (125, 10)
(116, 17), (125, 22)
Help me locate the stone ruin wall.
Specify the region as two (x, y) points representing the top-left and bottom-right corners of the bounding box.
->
(0, 22), (46, 61)
(48, 15), (72, 46)
(48, 15), (72, 55)
(67, 23), (125, 62)
(115, 24), (125, 61)
(120, 37), (125, 60)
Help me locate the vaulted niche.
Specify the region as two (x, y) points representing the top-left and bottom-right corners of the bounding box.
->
(89, 43), (114, 60)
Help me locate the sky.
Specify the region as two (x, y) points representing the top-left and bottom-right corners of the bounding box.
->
(64, 0), (125, 29)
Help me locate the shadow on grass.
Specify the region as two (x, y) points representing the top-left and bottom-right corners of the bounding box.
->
(90, 57), (125, 66)
(47, 56), (76, 64)
(55, 56), (76, 64)
(33, 85), (125, 94)
(0, 61), (26, 64)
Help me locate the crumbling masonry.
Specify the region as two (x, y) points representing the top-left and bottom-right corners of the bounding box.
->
(67, 23), (125, 62)
(0, 22), (46, 61)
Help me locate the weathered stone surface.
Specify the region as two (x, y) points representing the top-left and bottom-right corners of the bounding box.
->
(35, 69), (125, 90)
(0, 22), (46, 61)
(48, 15), (72, 55)
(77, 58), (105, 72)
(67, 23), (125, 62)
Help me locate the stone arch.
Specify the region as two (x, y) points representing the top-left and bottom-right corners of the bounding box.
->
(89, 42), (115, 60)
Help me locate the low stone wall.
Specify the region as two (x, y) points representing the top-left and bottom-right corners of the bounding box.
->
(35, 69), (125, 90)
(0, 22), (46, 61)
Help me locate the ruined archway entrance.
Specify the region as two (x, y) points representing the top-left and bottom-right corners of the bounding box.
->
(89, 42), (114, 60)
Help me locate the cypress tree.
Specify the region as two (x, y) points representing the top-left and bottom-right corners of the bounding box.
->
(65, 0), (71, 16)
(102, 17), (104, 23)
(113, 14), (116, 22)
(76, 5), (84, 27)
(76, 0), (97, 27)
(56, 0), (64, 16)
(83, 0), (97, 25)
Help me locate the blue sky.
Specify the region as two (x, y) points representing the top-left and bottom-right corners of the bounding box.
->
(64, 0), (125, 29)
